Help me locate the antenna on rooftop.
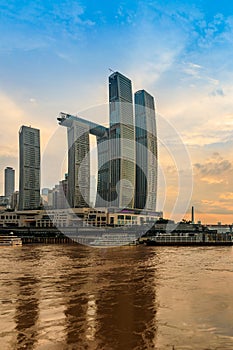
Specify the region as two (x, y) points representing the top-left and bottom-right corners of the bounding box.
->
(109, 68), (115, 74)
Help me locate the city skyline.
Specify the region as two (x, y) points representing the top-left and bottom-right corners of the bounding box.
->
(0, 1), (233, 223)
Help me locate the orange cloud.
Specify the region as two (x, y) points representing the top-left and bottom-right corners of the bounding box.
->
(220, 192), (233, 200)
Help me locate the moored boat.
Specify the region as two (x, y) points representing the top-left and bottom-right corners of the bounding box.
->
(0, 235), (22, 246)
(89, 233), (138, 247)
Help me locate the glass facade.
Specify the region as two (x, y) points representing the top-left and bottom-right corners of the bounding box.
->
(4, 167), (15, 197)
(18, 126), (41, 210)
(135, 90), (157, 211)
(109, 72), (135, 209)
(58, 73), (157, 212)
(96, 133), (110, 207)
(67, 120), (90, 208)
(58, 113), (108, 208)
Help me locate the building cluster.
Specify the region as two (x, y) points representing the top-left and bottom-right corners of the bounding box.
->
(1, 71), (232, 233)
(41, 174), (69, 210)
(0, 208), (161, 229)
(0, 71), (162, 228)
(58, 71), (158, 211)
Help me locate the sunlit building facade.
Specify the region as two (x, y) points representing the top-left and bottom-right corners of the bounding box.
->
(18, 126), (40, 210)
(58, 72), (157, 213)
(58, 113), (108, 208)
(109, 71), (135, 209)
(67, 119), (90, 208)
(135, 90), (157, 211)
(4, 166), (15, 197)
(96, 132), (110, 207)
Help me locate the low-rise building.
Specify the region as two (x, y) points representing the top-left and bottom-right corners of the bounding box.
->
(206, 224), (232, 234)
(0, 207), (163, 229)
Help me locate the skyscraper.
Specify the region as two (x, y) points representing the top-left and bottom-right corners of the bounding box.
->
(134, 90), (157, 211)
(18, 126), (41, 210)
(4, 167), (15, 197)
(58, 113), (108, 208)
(96, 131), (110, 207)
(109, 72), (135, 208)
(58, 72), (158, 212)
(67, 119), (90, 208)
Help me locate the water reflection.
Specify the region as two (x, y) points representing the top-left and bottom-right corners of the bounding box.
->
(94, 249), (157, 350)
(13, 248), (42, 350)
(55, 246), (158, 349)
(15, 276), (39, 350)
(85, 294), (97, 341)
(1, 245), (233, 349)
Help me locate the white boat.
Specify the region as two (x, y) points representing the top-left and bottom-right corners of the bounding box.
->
(0, 235), (22, 246)
(89, 233), (138, 247)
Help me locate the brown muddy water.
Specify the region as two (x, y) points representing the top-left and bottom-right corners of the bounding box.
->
(0, 244), (233, 349)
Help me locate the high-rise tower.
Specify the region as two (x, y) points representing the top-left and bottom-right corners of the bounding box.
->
(58, 73), (158, 212)
(96, 131), (110, 207)
(18, 126), (41, 210)
(4, 167), (15, 197)
(109, 72), (135, 208)
(67, 120), (90, 208)
(134, 90), (157, 211)
(58, 113), (108, 208)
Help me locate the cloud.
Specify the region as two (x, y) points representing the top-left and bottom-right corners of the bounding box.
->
(29, 98), (37, 104)
(189, 149), (233, 221)
(0, 92), (30, 194)
(210, 88), (225, 96)
(220, 192), (233, 200)
(115, 4), (136, 25)
(0, 91), (51, 158)
(194, 154), (231, 176)
(0, 0), (86, 26)
(161, 81), (233, 148)
(1, 0), (233, 224)
(200, 178), (224, 185)
(183, 62), (203, 78)
(200, 199), (233, 214)
(180, 60), (220, 88)
(0, 92), (25, 153)
(0, 1), (95, 53)
(196, 13), (231, 48)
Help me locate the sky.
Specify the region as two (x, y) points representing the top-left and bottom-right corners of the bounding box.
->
(0, 0), (233, 224)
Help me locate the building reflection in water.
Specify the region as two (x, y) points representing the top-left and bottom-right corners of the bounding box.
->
(62, 247), (96, 348)
(94, 249), (157, 349)
(5, 245), (158, 349)
(61, 247), (158, 349)
(14, 276), (39, 350)
(85, 293), (97, 341)
(2, 245), (233, 349)
(13, 249), (41, 350)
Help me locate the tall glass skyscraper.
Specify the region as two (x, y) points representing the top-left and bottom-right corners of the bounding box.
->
(67, 120), (90, 208)
(4, 167), (15, 197)
(135, 90), (157, 211)
(18, 126), (41, 210)
(58, 72), (158, 212)
(96, 132), (110, 207)
(58, 113), (108, 208)
(109, 72), (135, 208)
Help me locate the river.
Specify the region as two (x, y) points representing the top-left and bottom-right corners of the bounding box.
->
(0, 244), (233, 349)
